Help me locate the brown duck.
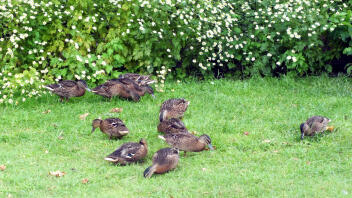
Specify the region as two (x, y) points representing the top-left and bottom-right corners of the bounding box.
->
(159, 133), (213, 156)
(159, 98), (190, 122)
(91, 118), (129, 139)
(143, 147), (179, 178)
(300, 116), (331, 140)
(104, 139), (148, 165)
(157, 118), (188, 134)
(118, 73), (155, 86)
(44, 80), (91, 102)
(91, 80), (141, 101)
(110, 78), (155, 98)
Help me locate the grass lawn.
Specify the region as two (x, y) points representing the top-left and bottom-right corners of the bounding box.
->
(1, 77), (352, 197)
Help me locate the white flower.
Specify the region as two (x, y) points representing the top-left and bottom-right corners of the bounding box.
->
(8, 99), (13, 104)
(292, 57), (297, 62)
(22, 98), (26, 102)
(251, 57), (255, 61)
(267, 53), (272, 57)
(72, 25), (76, 30)
(287, 56), (292, 60)
(276, 61), (281, 65)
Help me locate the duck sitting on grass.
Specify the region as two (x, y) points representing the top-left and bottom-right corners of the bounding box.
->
(91, 118), (129, 139)
(143, 148), (179, 178)
(104, 139), (148, 165)
(300, 116), (333, 140)
(44, 80), (91, 102)
(159, 98), (190, 122)
(157, 118), (188, 134)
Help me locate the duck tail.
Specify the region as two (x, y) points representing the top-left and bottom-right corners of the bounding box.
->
(159, 110), (166, 122)
(44, 85), (54, 91)
(104, 156), (119, 162)
(143, 165), (156, 178)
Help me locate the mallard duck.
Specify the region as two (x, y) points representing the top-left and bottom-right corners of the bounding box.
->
(143, 147), (179, 178)
(91, 118), (129, 139)
(118, 73), (155, 86)
(104, 139), (148, 165)
(92, 80), (141, 101)
(44, 80), (91, 102)
(111, 78), (155, 98)
(159, 98), (190, 122)
(158, 133), (213, 156)
(157, 118), (188, 134)
(300, 116), (331, 140)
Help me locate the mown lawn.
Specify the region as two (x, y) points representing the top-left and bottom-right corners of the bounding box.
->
(1, 77), (352, 198)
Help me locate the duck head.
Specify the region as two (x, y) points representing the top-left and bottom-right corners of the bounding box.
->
(77, 80), (91, 92)
(199, 134), (214, 150)
(91, 119), (102, 133)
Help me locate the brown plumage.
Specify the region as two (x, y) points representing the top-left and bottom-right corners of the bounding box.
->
(143, 148), (179, 178)
(159, 133), (214, 156)
(159, 98), (190, 122)
(157, 118), (188, 134)
(91, 118), (129, 139)
(110, 78), (154, 98)
(91, 80), (141, 101)
(118, 73), (155, 86)
(44, 80), (91, 102)
(300, 116), (331, 140)
(104, 139), (148, 165)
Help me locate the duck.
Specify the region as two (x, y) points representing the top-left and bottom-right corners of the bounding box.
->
(118, 73), (155, 86)
(157, 118), (188, 134)
(91, 80), (141, 101)
(158, 133), (214, 156)
(300, 116), (331, 140)
(110, 78), (155, 98)
(91, 118), (129, 139)
(44, 80), (91, 102)
(143, 147), (179, 178)
(159, 98), (190, 122)
(104, 139), (148, 165)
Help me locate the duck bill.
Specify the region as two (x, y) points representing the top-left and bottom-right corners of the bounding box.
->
(208, 143), (214, 150)
(91, 127), (96, 134)
(119, 130), (129, 135)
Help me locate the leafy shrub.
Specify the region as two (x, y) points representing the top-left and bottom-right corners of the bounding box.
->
(0, 0), (351, 104)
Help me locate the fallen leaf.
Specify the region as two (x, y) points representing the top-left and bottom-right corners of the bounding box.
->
(45, 150), (49, 154)
(58, 136), (64, 140)
(42, 109), (51, 114)
(0, 164), (6, 171)
(306, 161), (311, 165)
(171, 89), (175, 92)
(7, 194), (12, 198)
(273, 150), (279, 153)
(79, 113), (89, 120)
(49, 170), (66, 177)
(327, 126), (334, 132)
(202, 168), (207, 171)
(82, 178), (89, 184)
(110, 107), (123, 113)
(293, 157), (299, 161)
(263, 139), (271, 143)
(243, 131), (249, 135)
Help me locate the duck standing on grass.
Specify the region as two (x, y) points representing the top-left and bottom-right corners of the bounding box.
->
(143, 148), (179, 178)
(157, 118), (189, 134)
(158, 133), (214, 156)
(300, 116), (333, 140)
(91, 118), (129, 139)
(44, 80), (91, 102)
(159, 98), (190, 122)
(104, 139), (148, 165)
(110, 78), (155, 98)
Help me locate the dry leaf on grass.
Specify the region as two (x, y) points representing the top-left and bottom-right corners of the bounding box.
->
(110, 107), (123, 113)
(202, 168), (207, 171)
(79, 113), (89, 120)
(82, 178), (89, 184)
(49, 170), (66, 177)
(243, 131), (249, 135)
(58, 136), (64, 140)
(42, 109), (51, 114)
(0, 164), (6, 171)
(273, 150), (279, 153)
(306, 161), (311, 165)
(263, 139), (271, 143)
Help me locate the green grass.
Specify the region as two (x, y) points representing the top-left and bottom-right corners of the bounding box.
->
(1, 77), (352, 198)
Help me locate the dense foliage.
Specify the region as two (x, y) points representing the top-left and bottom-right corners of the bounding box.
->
(0, 0), (351, 104)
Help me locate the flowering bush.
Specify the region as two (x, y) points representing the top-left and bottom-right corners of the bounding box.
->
(0, 0), (351, 104)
